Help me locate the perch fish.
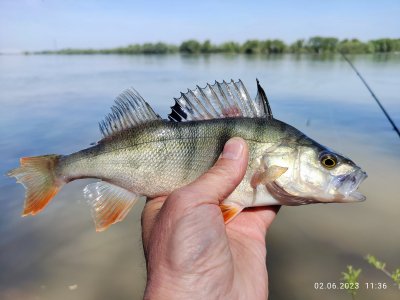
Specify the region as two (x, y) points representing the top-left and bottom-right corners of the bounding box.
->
(7, 79), (367, 231)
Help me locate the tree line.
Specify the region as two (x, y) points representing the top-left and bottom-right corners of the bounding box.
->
(32, 37), (400, 55)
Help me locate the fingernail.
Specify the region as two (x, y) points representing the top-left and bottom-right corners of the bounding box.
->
(222, 138), (243, 160)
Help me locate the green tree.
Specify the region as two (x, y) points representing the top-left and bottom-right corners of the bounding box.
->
(141, 43), (167, 54)
(179, 40), (201, 54)
(306, 36), (338, 53)
(241, 40), (262, 54)
(369, 38), (400, 52)
(217, 41), (241, 53)
(267, 39), (286, 53)
(201, 40), (214, 53)
(289, 39), (305, 53)
(31, 37), (400, 55)
(337, 39), (369, 54)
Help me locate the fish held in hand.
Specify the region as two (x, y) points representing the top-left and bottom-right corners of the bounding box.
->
(7, 79), (367, 231)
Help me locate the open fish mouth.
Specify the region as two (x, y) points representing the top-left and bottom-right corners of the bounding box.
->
(332, 169), (368, 202)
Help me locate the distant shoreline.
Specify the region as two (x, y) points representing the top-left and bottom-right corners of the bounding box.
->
(17, 37), (400, 56)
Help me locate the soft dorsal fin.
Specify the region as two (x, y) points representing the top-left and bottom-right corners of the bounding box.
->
(99, 88), (161, 138)
(168, 79), (273, 122)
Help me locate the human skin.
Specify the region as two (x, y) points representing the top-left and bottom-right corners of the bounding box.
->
(141, 137), (279, 300)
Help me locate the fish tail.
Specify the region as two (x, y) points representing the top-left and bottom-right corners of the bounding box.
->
(7, 155), (65, 216)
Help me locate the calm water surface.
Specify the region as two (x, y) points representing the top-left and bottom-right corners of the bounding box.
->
(0, 54), (399, 300)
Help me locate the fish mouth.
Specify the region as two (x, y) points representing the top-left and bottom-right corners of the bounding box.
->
(331, 169), (368, 202)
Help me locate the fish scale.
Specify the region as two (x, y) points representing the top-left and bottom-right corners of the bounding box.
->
(7, 79), (367, 232)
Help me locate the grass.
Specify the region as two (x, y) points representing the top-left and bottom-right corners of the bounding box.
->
(341, 254), (400, 299)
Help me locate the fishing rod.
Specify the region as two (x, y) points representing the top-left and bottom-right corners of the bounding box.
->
(340, 52), (400, 138)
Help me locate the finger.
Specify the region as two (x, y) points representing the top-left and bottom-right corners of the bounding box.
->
(241, 205), (280, 229)
(141, 196), (166, 253)
(228, 206), (280, 241)
(142, 138), (248, 252)
(170, 137), (249, 208)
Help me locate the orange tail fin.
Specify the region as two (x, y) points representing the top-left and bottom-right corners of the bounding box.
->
(7, 155), (64, 216)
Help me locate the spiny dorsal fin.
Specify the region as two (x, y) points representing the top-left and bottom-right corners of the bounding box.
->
(99, 88), (161, 138)
(168, 79), (273, 122)
(256, 78), (273, 118)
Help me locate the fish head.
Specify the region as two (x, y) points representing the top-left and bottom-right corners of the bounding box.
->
(263, 135), (367, 205)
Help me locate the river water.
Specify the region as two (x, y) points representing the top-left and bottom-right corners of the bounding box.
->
(0, 53), (399, 300)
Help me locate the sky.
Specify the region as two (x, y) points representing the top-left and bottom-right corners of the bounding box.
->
(0, 0), (399, 53)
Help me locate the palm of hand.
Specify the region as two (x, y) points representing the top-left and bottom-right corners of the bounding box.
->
(142, 195), (278, 299)
(141, 138), (278, 299)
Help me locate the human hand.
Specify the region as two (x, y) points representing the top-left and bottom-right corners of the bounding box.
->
(141, 137), (279, 299)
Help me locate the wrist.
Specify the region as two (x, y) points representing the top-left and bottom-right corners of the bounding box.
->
(144, 271), (199, 300)
(144, 264), (222, 300)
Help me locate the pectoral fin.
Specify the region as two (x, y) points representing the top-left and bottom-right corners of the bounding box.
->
(266, 165), (288, 181)
(251, 165), (288, 188)
(219, 203), (244, 224)
(83, 182), (140, 232)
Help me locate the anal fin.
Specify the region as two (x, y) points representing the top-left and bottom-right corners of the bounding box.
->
(83, 182), (140, 232)
(219, 203), (243, 224)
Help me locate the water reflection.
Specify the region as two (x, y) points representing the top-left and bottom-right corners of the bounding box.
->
(0, 54), (399, 300)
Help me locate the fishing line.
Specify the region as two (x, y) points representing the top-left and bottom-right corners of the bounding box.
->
(340, 52), (400, 138)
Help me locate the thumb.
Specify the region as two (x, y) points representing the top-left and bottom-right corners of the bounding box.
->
(175, 137), (249, 207)
(142, 137), (248, 249)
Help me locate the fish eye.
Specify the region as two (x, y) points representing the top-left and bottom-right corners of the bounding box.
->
(320, 153), (337, 169)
